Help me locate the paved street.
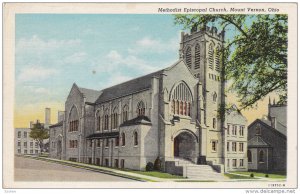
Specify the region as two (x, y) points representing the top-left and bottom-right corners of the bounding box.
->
(14, 156), (137, 182)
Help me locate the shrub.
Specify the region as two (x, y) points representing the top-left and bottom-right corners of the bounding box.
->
(265, 174), (269, 178)
(146, 162), (154, 171)
(154, 157), (162, 171)
(250, 173), (254, 178)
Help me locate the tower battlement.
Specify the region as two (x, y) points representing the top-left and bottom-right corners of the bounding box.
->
(181, 26), (225, 42)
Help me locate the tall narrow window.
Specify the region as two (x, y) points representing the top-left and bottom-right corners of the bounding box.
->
(185, 46), (192, 69)
(134, 131), (138, 146)
(137, 101), (145, 116)
(213, 92), (217, 102)
(247, 150), (252, 163)
(215, 46), (220, 71)
(208, 43), (214, 69)
(194, 44), (201, 69)
(115, 137), (119, 147)
(213, 118), (216, 129)
(259, 150), (264, 162)
(121, 132), (125, 146)
(103, 109), (109, 130)
(96, 111), (101, 131)
(122, 105), (129, 122)
(111, 106), (118, 129)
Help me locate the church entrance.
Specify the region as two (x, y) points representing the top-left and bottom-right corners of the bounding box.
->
(173, 131), (197, 161)
(57, 140), (62, 160)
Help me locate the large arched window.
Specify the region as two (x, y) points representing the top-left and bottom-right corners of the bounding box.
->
(69, 106), (79, 132)
(208, 43), (214, 69)
(194, 44), (201, 70)
(103, 109), (109, 131)
(122, 105), (129, 122)
(137, 101), (145, 116)
(247, 150), (252, 163)
(215, 46), (221, 71)
(121, 132), (126, 146)
(111, 106), (118, 129)
(134, 131), (138, 146)
(96, 110), (101, 131)
(259, 150), (264, 162)
(185, 46), (192, 69)
(171, 82), (193, 116)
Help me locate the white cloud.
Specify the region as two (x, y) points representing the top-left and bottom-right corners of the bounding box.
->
(129, 36), (179, 54)
(16, 35), (81, 54)
(17, 65), (59, 83)
(98, 50), (159, 74)
(22, 86), (51, 95)
(64, 52), (87, 64)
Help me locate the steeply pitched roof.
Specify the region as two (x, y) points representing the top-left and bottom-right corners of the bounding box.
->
(120, 115), (152, 127)
(49, 121), (63, 128)
(95, 69), (163, 104)
(78, 87), (102, 103)
(248, 136), (271, 148)
(248, 119), (287, 139)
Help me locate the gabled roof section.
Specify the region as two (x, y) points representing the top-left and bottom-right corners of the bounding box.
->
(248, 136), (271, 148)
(49, 121), (63, 128)
(95, 69), (164, 104)
(164, 59), (196, 79)
(78, 87), (102, 103)
(248, 119), (287, 139)
(120, 115), (152, 127)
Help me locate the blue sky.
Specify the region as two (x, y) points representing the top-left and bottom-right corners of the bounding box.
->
(15, 14), (185, 126)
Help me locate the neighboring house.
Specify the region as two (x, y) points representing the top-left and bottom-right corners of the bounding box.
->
(15, 128), (41, 155)
(247, 100), (287, 172)
(225, 105), (248, 172)
(49, 26), (248, 176)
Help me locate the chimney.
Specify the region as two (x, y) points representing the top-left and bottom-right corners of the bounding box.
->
(45, 108), (51, 125)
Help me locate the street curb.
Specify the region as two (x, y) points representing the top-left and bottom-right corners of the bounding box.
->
(19, 155), (149, 182)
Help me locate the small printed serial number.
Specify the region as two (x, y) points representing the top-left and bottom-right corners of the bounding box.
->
(4, 190), (16, 193)
(268, 183), (286, 187)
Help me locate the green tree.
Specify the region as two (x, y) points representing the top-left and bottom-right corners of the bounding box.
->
(174, 14), (287, 110)
(29, 120), (49, 154)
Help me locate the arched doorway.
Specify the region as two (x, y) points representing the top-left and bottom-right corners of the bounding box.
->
(173, 131), (197, 161)
(57, 137), (62, 160)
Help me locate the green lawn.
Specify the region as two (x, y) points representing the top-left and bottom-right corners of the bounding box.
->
(231, 171), (286, 179)
(224, 173), (257, 179)
(126, 170), (185, 179)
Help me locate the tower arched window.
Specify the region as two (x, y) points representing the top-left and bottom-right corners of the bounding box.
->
(137, 101), (145, 116)
(69, 106), (79, 132)
(208, 43), (214, 69)
(259, 150), (264, 162)
(122, 105), (129, 122)
(134, 131), (138, 146)
(170, 82), (193, 116)
(121, 132), (126, 146)
(111, 106), (118, 129)
(103, 109), (109, 131)
(215, 46), (221, 71)
(247, 150), (252, 163)
(185, 46), (192, 69)
(194, 44), (201, 69)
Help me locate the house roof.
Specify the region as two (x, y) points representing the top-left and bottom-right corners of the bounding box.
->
(86, 131), (119, 139)
(248, 119), (287, 139)
(95, 70), (163, 104)
(248, 136), (271, 148)
(49, 121), (63, 128)
(120, 115), (152, 127)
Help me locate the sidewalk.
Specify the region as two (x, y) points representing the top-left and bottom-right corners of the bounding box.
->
(20, 155), (285, 182)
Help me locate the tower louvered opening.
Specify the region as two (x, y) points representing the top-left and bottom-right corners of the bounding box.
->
(215, 46), (220, 72)
(185, 47), (192, 69)
(208, 43), (214, 69)
(195, 44), (201, 70)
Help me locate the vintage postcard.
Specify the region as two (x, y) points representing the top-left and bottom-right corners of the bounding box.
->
(2, 2), (298, 190)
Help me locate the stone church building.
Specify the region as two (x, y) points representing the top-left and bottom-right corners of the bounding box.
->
(49, 26), (248, 176)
